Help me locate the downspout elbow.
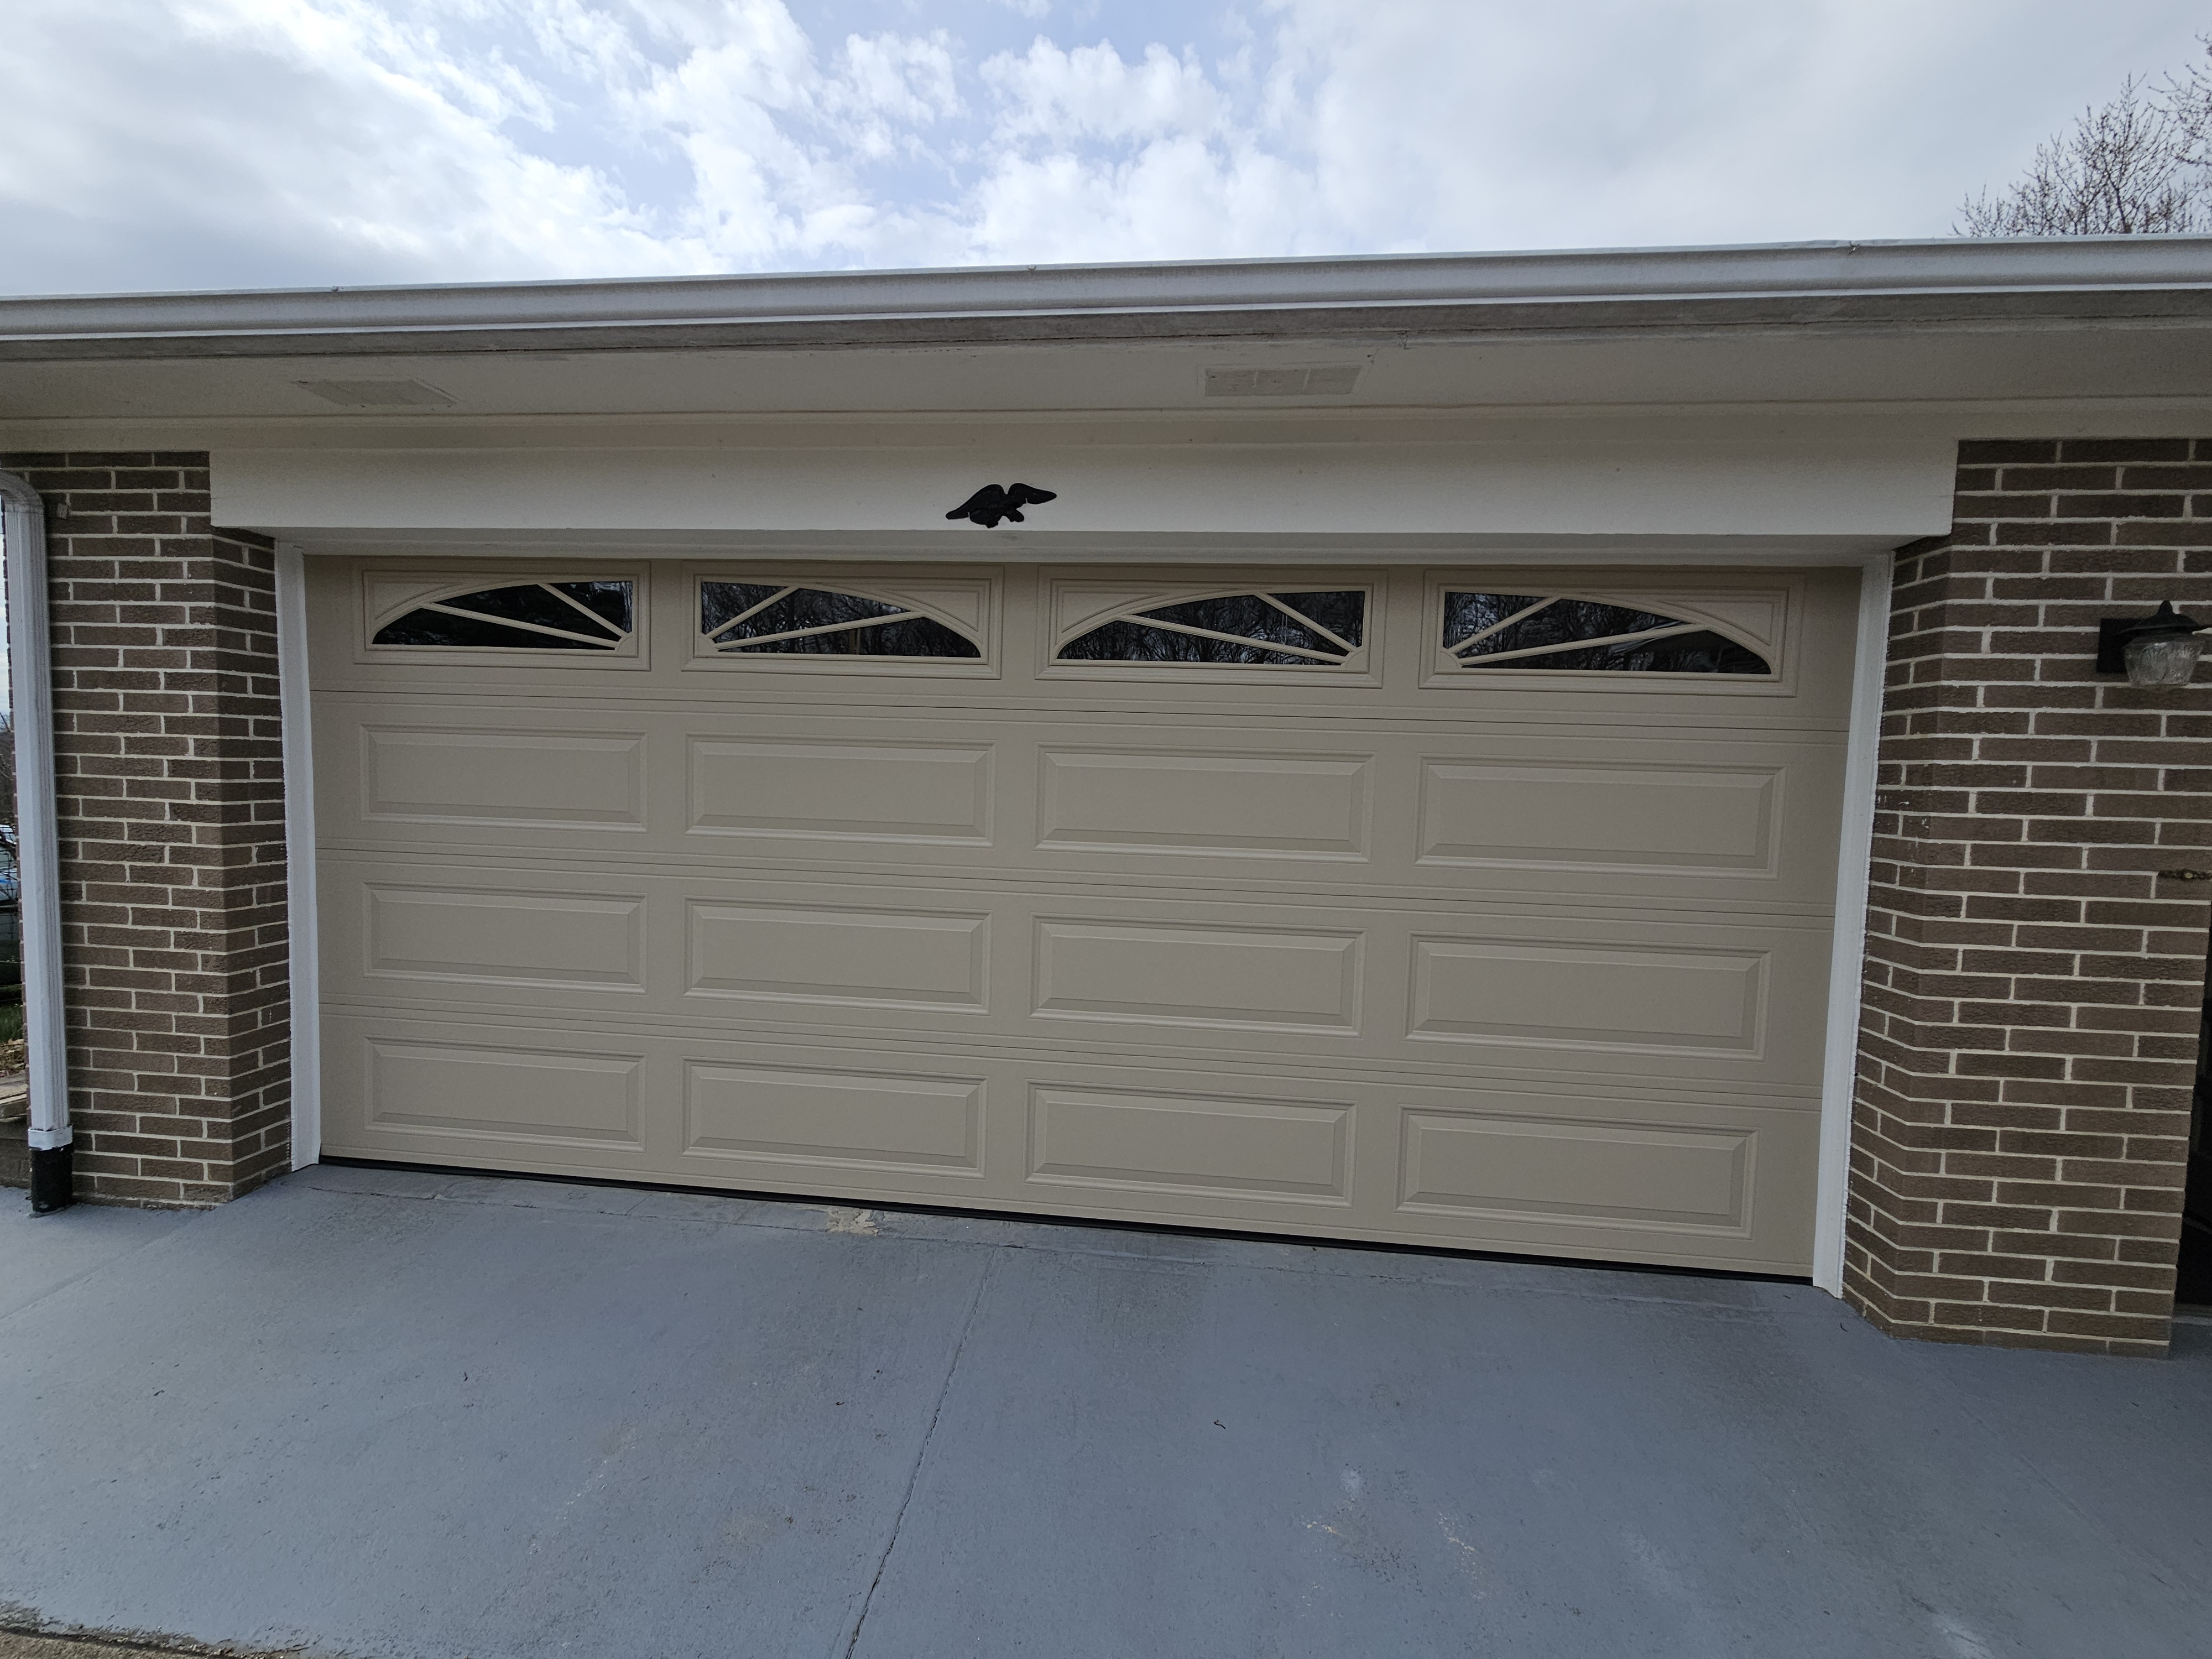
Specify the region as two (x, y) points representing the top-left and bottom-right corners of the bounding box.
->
(1, 469), (71, 1212)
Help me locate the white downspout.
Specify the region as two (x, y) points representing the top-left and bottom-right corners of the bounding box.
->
(1, 469), (71, 1212)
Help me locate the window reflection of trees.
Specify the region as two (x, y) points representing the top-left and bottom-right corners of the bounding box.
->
(373, 581), (633, 650)
(700, 583), (980, 659)
(1443, 593), (1769, 675)
(1059, 589), (1366, 666)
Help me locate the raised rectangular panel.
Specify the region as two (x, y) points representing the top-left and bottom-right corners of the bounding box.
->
(1029, 1086), (1349, 1202)
(1400, 1110), (1752, 1232)
(364, 1039), (643, 1147)
(1419, 761), (1780, 872)
(1034, 920), (1361, 1032)
(366, 886), (644, 990)
(362, 727), (645, 828)
(684, 1063), (982, 1174)
(689, 738), (992, 844)
(688, 902), (988, 1010)
(1039, 749), (1369, 859)
(1410, 939), (1764, 1053)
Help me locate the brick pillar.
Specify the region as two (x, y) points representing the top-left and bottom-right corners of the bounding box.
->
(0, 451), (290, 1204)
(1848, 440), (2212, 1355)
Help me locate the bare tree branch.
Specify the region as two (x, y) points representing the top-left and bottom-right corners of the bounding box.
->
(1958, 72), (2210, 236)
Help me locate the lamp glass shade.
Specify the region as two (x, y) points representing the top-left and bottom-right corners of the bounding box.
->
(2122, 631), (2204, 687)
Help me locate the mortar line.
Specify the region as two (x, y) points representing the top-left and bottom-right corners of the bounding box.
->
(839, 1245), (997, 1659)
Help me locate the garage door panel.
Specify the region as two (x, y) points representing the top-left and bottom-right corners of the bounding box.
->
(1399, 1107), (1753, 1233)
(688, 735), (995, 846)
(686, 900), (992, 1011)
(1391, 1086), (1818, 1264)
(1036, 747), (1373, 860)
(1407, 735), (1844, 905)
(313, 558), (1854, 1273)
(364, 883), (648, 992)
(359, 1033), (647, 1152)
(682, 1061), (985, 1177)
(1407, 937), (1766, 1054)
(1031, 919), (1364, 1034)
(322, 701), (1842, 907)
(356, 722), (649, 831)
(322, 856), (1833, 1084)
(319, 1011), (1819, 1270)
(316, 698), (663, 857)
(1026, 1084), (1353, 1204)
(1399, 921), (1828, 1076)
(1418, 759), (1781, 873)
(322, 992), (1821, 1110)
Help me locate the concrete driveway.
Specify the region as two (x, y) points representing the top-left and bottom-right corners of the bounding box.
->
(1, 1165), (2205, 1659)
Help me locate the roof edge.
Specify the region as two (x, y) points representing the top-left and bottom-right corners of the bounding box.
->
(6, 237), (2212, 358)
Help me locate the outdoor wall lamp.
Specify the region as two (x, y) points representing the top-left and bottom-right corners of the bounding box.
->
(2096, 600), (2208, 688)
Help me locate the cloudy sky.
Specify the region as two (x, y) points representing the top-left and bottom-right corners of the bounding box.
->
(2, 0), (2210, 297)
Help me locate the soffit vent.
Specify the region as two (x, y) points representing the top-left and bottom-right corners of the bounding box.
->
(296, 378), (457, 408)
(1203, 363), (1363, 398)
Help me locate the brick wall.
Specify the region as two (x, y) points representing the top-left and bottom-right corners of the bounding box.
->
(1848, 439), (2212, 1356)
(0, 451), (290, 1204)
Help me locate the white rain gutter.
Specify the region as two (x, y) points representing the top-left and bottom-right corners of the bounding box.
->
(3, 236), (2212, 362)
(1, 469), (70, 1212)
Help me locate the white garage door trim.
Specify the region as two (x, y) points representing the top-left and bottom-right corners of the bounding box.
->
(278, 544), (324, 1172)
(274, 543), (1890, 1293)
(1812, 550), (1890, 1295)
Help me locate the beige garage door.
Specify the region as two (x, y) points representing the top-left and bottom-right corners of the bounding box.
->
(309, 559), (1856, 1272)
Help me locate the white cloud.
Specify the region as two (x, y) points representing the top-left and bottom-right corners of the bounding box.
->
(984, 39), (1222, 142)
(622, 8), (971, 265)
(0, 0), (692, 290)
(961, 137), (1318, 263)
(0, 0), (2207, 295)
(958, 34), (1309, 261)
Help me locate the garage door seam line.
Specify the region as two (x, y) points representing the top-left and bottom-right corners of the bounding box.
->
(839, 1246), (998, 1659)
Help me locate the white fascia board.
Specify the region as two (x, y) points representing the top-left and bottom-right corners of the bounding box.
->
(216, 427), (1957, 547)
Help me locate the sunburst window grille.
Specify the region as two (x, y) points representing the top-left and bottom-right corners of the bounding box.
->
(1057, 589), (1366, 667)
(1442, 593), (1770, 675)
(372, 581), (634, 650)
(699, 582), (982, 658)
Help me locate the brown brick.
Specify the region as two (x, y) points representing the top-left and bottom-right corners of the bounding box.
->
(2059, 439), (2195, 463)
(1958, 440), (2059, 465)
(1846, 441), (2206, 1358)
(0, 455), (289, 1207)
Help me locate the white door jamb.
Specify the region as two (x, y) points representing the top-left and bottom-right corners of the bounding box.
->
(275, 545), (322, 1168)
(1811, 550), (1892, 1295)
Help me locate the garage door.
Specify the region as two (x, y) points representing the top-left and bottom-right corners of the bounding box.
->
(309, 560), (1855, 1272)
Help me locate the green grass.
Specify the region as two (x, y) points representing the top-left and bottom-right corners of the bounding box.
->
(0, 1003), (23, 1043)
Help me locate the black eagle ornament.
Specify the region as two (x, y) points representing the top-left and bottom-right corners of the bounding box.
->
(946, 482), (1056, 528)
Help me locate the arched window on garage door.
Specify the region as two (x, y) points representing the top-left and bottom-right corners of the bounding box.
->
(1053, 586), (1370, 670)
(694, 575), (994, 671)
(1439, 591), (1773, 676)
(368, 578), (638, 655)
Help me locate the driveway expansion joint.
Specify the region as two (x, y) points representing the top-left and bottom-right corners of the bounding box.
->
(841, 1248), (997, 1659)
